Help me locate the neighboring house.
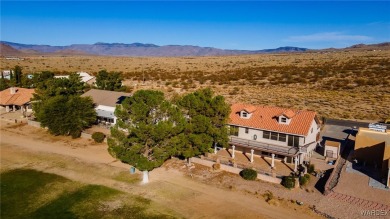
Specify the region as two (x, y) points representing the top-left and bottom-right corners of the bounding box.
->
(226, 103), (320, 171)
(1, 70), (12, 80)
(54, 72), (96, 85)
(78, 72), (96, 85)
(354, 126), (390, 187)
(0, 87), (35, 115)
(81, 89), (131, 125)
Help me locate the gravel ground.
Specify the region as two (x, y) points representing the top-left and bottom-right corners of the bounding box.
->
(176, 161), (388, 219)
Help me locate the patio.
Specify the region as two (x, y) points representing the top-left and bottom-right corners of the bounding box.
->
(214, 148), (296, 176)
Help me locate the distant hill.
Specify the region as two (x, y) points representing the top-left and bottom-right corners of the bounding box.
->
(0, 43), (24, 56)
(345, 42), (390, 50)
(0, 41), (309, 57)
(2, 41), (388, 57)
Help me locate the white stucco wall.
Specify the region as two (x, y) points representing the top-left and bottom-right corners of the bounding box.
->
(236, 126), (304, 147)
(305, 119), (319, 144)
(96, 105), (117, 124)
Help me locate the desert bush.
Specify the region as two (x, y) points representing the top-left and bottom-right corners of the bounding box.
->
(92, 132), (105, 143)
(70, 130), (81, 139)
(282, 175), (295, 189)
(239, 168), (257, 180)
(299, 174), (311, 186)
(307, 164), (315, 174)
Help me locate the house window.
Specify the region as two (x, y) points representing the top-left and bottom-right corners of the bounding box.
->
(288, 135), (300, 147)
(230, 125), (239, 136)
(311, 128), (313, 133)
(245, 128), (249, 134)
(253, 134), (257, 140)
(263, 131), (270, 139)
(279, 133), (287, 142)
(270, 132), (278, 140)
(242, 112), (248, 118)
(281, 117), (287, 123)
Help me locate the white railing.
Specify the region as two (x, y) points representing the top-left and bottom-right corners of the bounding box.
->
(229, 136), (299, 156)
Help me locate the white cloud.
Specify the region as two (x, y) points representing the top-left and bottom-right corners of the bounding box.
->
(285, 32), (373, 42)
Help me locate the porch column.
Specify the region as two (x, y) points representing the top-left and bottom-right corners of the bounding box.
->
(250, 149), (254, 163)
(271, 153), (275, 169)
(13, 105), (16, 111)
(5, 105), (10, 112)
(214, 144), (217, 154)
(232, 145), (235, 159)
(294, 156), (298, 172)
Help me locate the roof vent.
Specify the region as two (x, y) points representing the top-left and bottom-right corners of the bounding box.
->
(368, 123), (387, 132)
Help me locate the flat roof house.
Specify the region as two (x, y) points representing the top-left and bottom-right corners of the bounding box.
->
(0, 87), (35, 116)
(354, 126), (390, 187)
(81, 89), (131, 125)
(226, 103), (320, 172)
(54, 72), (96, 85)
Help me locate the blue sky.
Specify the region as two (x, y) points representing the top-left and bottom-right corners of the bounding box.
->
(1, 1), (389, 50)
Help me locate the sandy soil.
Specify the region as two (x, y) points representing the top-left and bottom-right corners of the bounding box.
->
(0, 120), (324, 219)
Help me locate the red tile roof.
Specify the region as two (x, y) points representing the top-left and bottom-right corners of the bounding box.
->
(229, 103), (318, 136)
(0, 87), (35, 106)
(277, 110), (296, 119)
(240, 105), (257, 113)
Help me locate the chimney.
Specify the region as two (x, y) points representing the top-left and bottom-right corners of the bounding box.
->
(10, 87), (16, 95)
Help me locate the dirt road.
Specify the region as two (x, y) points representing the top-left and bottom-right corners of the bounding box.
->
(0, 121), (322, 219)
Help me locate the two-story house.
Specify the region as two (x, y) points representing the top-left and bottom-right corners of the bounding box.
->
(226, 103), (320, 171)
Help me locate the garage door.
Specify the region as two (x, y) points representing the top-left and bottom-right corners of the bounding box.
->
(326, 150), (333, 158)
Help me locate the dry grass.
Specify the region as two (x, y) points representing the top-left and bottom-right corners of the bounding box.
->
(2, 49), (389, 120)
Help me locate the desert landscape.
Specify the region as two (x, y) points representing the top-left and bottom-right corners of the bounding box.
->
(1, 44), (389, 121)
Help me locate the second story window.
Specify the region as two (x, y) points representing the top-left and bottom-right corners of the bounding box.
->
(270, 132), (278, 140)
(242, 112), (248, 117)
(279, 134), (287, 142)
(281, 117), (287, 123)
(263, 131), (270, 139)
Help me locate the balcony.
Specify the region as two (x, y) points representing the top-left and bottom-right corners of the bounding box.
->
(228, 136), (299, 156)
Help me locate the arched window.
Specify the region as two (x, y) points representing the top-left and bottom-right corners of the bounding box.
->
(253, 134), (257, 140)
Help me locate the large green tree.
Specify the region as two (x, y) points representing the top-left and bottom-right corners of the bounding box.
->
(33, 74), (95, 138)
(108, 90), (185, 183)
(36, 95), (96, 137)
(176, 88), (230, 163)
(109, 88), (230, 182)
(95, 70), (124, 91)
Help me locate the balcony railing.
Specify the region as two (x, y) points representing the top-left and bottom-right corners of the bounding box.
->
(229, 136), (299, 156)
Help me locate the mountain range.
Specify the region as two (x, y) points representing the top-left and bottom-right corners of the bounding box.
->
(1, 41), (389, 57)
(0, 41), (308, 57)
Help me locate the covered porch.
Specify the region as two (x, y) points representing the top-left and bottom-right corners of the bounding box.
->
(213, 136), (303, 176)
(213, 148), (297, 176)
(2, 103), (33, 117)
